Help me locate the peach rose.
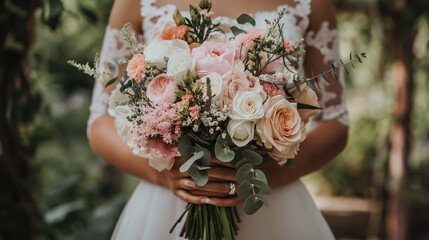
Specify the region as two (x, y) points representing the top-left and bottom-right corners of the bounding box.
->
(221, 71), (251, 107)
(161, 24), (189, 40)
(126, 53), (147, 83)
(292, 84), (321, 123)
(256, 95), (305, 164)
(192, 39), (235, 77)
(146, 74), (178, 105)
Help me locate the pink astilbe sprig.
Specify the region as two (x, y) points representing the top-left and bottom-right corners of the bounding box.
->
(133, 103), (182, 145)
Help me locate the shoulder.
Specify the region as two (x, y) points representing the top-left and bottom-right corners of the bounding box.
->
(307, 0), (337, 30)
(108, 0), (143, 32)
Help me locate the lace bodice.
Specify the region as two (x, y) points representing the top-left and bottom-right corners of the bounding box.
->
(87, 0), (348, 135)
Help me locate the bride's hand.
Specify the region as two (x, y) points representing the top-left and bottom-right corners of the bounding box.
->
(162, 157), (242, 207)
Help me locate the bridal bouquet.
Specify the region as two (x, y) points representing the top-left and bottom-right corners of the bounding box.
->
(70, 0), (365, 239)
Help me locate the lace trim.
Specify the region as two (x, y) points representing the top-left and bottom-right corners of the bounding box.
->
(87, 26), (134, 135)
(305, 22), (338, 64)
(140, 0), (312, 41)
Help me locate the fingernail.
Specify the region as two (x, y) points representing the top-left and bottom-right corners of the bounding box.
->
(184, 180), (196, 187)
(201, 198), (216, 205)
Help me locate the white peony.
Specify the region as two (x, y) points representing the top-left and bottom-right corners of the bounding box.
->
(200, 72), (224, 102)
(230, 90), (265, 121)
(144, 39), (190, 69)
(167, 49), (195, 84)
(227, 120), (255, 147)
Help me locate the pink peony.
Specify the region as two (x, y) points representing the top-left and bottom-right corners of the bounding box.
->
(126, 54), (147, 83)
(255, 95), (306, 165)
(192, 40), (236, 77)
(146, 74), (178, 105)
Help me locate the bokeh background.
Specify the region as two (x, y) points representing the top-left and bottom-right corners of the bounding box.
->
(1, 0), (428, 239)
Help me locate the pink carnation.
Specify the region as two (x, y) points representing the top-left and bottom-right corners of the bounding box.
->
(235, 28), (264, 57)
(146, 74), (178, 105)
(126, 54), (147, 83)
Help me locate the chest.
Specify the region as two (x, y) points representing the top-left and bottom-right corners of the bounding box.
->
(140, 0), (312, 43)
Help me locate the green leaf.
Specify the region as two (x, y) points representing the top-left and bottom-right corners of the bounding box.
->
(42, 0), (64, 30)
(188, 133), (210, 146)
(189, 164), (209, 186)
(236, 14), (256, 26)
(235, 158), (249, 169)
(242, 149), (263, 166)
(249, 179), (271, 195)
(178, 135), (194, 159)
(236, 163), (254, 183)
(237, 180), (253, 199)
(231, 26), (246, 36)
(195, 144), (211, 166)
(244, 194), (267, 215)
(104, 77), (118, 87)
(78, 4), (98, 24)
(214, 143), (235, 162)
(179, 151), (204, 173)
(254, 169), (268, 184)
(296, 103), (322, 110)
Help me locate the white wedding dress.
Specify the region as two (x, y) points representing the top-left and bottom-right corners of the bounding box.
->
(88, 0), (349, 239)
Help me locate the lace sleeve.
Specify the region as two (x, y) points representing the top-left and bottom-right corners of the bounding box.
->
(304, 3), (349, 126)
(87, 26), (133, 136)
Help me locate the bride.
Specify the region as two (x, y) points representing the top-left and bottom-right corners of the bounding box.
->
(88, 0), (348, 239)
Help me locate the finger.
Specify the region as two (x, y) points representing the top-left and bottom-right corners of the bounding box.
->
(209, 196), (243, 207)
(188, 190), (229, 198)
(174, 189), (209, 205)
(184, 180), (231, 195)
(207, 167), (236, 182)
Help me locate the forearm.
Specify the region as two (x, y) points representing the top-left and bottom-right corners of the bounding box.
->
(261, 120), (348, 189)
(88, 115), (167, 187)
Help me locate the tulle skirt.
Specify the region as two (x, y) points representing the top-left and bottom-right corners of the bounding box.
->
(111, 180), (335, 240)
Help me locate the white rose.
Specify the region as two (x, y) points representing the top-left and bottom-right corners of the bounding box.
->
(167, 49), (195, 84)
(227, 120), (255, 147)
(200, 72), (224, 102)
(144, 39), (190, 69)
(230, 91), (264, 121)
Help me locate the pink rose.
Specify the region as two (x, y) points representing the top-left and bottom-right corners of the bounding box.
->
(261, 82), (286, 98)
(146, 74), (178, 105)
(291, 84), (321, 123)
(126, 53), (147, 83)
(256, 95), (305, 165)
(192, 40), (235, 77)
(221, 71), (250, 107)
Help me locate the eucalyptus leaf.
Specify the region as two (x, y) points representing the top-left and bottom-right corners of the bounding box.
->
(236, 14), (256, 26)
(231, 26), (246, 36)
(214, 143), (235, 162)
(188, 133), (210, 146)
(236, 163), (254, 183)
(249, 179), (271, 195)
(235, 158), (249, 169)
(237, 180), (253, 199)
(179, 151), (204, 173)
(195, 144), (211, 166)
(254, 169), (268, 184)
(216, 132), (234, 146)
(189, 164), (209, 186)
(178, 135), (194, 159)
(242, 149), (263, 166)
(244, 194), (267, 215)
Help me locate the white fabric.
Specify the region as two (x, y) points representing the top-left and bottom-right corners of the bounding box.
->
(85, 0), (350, 239)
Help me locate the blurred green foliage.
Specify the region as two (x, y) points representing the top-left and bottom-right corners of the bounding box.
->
(20, 0), (429, 239)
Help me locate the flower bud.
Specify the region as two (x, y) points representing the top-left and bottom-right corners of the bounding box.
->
(173, 9), (185, 25)
(199, 0), (212, 10)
